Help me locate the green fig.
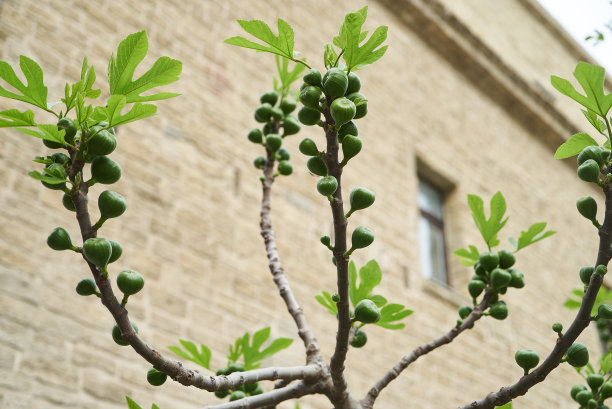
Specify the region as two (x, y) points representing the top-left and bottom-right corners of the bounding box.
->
(587, 374), (604, 391)
(75, 278), (98, 296)
(575, 390), (593, 406)
(467, 280), (485, 299)
(515, 349), (539, 375)
(598, 304), (612, 319)
(266, 134), (282, 152)
(98, 190), (127, 219)
(297, 106), (321, 126)
(578, 146), (605, 167)
(307, 156), (328, 176)
(277, 160), (293, 176)
(282, 115), (301, 136)
(82, 237), (112, 267)
(49, 152), (70, 165)
(600, 382), (612, 399)
(57, 117), (77, 145)
(214, 389), (229, 399)
(254, 157), (267, 170)
(347, 187), (375, 217)
(580, 266), (595, 284)
(571, 384), (588, 401)
(303, 68), (322, 86)
(497, 249), (515, 269)
(576, 196), (597, 220)
(280, 98), (297, 114)
(458, 306), (472, 319)
(270, 107), (284, 121)
(320, 236), (331, 247)
(117, 270), (145, 295)
(322, 67), (348, 97)
(62, 193), (76, 211)
(299, 85), (323, 109)
(489, 301), (508, 320)
(346, 72), (361, 95)
(277, 148), (290, 161)
(478, 252), (499, 272)
(254, 103), (273, 123)
(317, 176), (338, 196)
(577, 159), (600, 183)
(341, 135), (362, 164)
(108, 239), (123, 263)
(147, 367), (167, 386)
(508, 268), (525, 288)
(228, 363), (245, 373)
(87, 126), (117, 156)
(248, 128), (263, 144)
(565, 342), (589, 367)
(91, 156), (121, 184)
(244, 382), (260, 394)
(299, 138), (319, 156)
(354, 299), (381, 323)
(230, 391), (246, 401)
(350, 226), (374, 250)
(552, 322), (563, 333)
(42, 163), (67, 190)
(338, 121), (358, 142)
(260, 91), (278, 106)
(350, 329), (367, 348)
(47, 227), (74, 251)
(490, 268), (512, 289)
(112, 321), (138, 346)
(330, 97), (356, 128)
(347, 92), (368, 119)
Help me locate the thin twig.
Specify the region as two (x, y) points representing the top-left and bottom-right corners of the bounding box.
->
(203, 380), (321, 409)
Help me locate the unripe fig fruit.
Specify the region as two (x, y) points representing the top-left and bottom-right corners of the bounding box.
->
(75, 278), (98, 296)
(147, 367), (167, 386)
(331, 293), (340, 302)
(248, 128), (263, 144)
(473, 261), (486, 276)
(91, 156), (122, 184)
(43, 138), (63, 149)
(351, 226), (374, 250)
(515, 349), (539, 374)
(497, 249), (515, 269)
(578, 146), (605, 167)
(87, 127), (117, 156)
(244, 382), (259, 394)
(602, 149), (611, 162)
(299, 138), (319, 156)
(280, 98), (297, 114)
(598, 304), (612, 319)
(50, 152), (70, 165)
(230, 391), (246, 401)
(216, 367), (230, 376)
(479, 252), (499, 272)
(83, 237), (112, 267)
(490, 268), (512, 289)
(62, 193), (76, 211)
(307, 156), (328, 176)
(587, 374), (604, 391)
(508, 268), (525, 288)
(282, 115), (301, 136)
(575, 390), (593, 406)
(565, 342), (589, 367)
(112, 321), (138, 346)
(600, 382), (612, 399)
(323, 67), (348, 97)
(458, 306), (472, 319)
(266, 134), (282, 152)
(57, 117), (77, 145)
(117, 270), (145, 295)
(214, 390), (229, 399)
(260, 91), (278, 106)
(350, 329), (367, 348)
(552, 322), (563, 333)
(254, 157), (267, 170)
(42, 163), (67, 190)
(346, 72), (361, 95)
(98, 190), (127, 219)
(108, 239), (123, 264)
(347, 92), (368, 119)
(330, 97), (356, 128)
(299, 85), (323, 109)
(577, 159), (601, 183)
(320, 235), (331, 247)
(254, 103), (273, 123)
(571, 384), (588, 401)
(270, 107), (284, 121)
(472, 274), (487, 283)
(580, 266), (595, 284)
(47, 227), (73, 251)
(277, 160), (293, 176)
(303, 68), (322, 87)
(576, 196), (597, 220)
(262, 124), (271, 135)
(489, 301), (508, 320)
(317, 176), (338, 196)
(338, 121), (358, 142)
(342, 135), (362, 163)
(467, 280), (485, 299)
(297, 106), (321, 126)
(250, 384), (264, 395)
(277, 148), (290, 161)
(354, 299), (381, 323)
(348, 187), (375, 215)
(228, 363), (245, 373)
(596, 264), (608, 276)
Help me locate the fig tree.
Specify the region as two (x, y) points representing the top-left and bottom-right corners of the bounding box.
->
(552, 322), (563, 333)
(600, 382), (612, 400)
(575, 390), (593, 406)
(508, 268), (525, 288)
(354, 299), (381, 323)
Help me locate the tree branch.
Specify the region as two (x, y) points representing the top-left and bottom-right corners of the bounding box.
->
(202, 380), (321, 409)
(260, 143), (322, 363)
(362, 290), (496, 408)
(457, 181), (612, 409)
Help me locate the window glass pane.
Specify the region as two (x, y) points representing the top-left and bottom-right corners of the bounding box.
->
(419, 216), (447, 283)
(418, 180), (444, 220)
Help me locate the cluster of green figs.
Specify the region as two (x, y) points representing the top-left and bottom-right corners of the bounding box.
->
(576, 145), (611, 186)
(42, 117), (159, 384)
(213, 363), (264, 401)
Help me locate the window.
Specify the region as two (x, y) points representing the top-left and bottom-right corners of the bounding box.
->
(418, 179), (448, 285)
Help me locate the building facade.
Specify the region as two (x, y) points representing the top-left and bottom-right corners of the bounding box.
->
(0, 0), (607, 408)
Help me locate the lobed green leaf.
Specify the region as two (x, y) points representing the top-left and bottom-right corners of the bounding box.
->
(454, 244), (480, 266)
(17, 124), (66, 145)
(510, 222), (555, 252)
(551, 62), (612, 117)
(554, 132), (598, 159)
(0, 55), (48, 111)
(0, 109), (35, 128)
(467, 192), (508, 248)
